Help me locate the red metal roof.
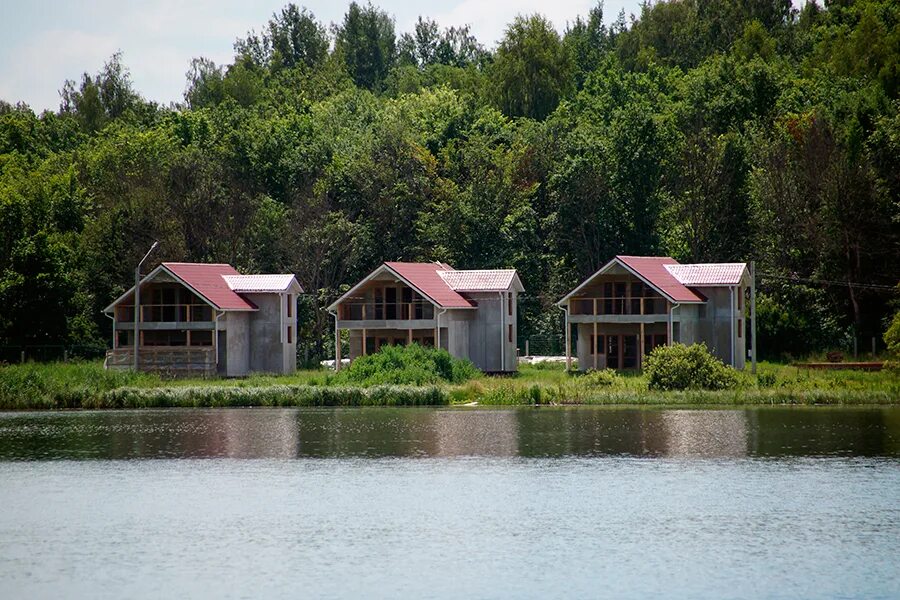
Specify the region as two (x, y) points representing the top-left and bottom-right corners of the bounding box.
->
(616, 256), (706, 303)
(163, 263), (257, 310)
(384, 262), (475, 308)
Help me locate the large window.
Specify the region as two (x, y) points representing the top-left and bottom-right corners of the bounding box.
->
(191, 331), (213, 346)
(644, 334), (667, 357)
(589, 334), (606, 355)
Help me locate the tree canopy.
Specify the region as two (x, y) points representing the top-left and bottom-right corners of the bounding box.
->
(1, 0), (898, 361)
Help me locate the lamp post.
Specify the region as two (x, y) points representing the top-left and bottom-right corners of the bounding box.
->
(134, 241), (159, 371)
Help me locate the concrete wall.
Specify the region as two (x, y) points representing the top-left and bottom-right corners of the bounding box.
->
(682, 286), (747, 369)
(465, 292), (517, 373)
(225, 312), (250, 376)
(243, 293), (295, 374)
(445, 310), (470, 360)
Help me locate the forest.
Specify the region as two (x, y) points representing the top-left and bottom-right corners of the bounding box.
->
(0, 0), (898, 363)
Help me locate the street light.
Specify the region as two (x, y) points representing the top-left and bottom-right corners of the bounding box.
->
(134, 241), (159, 371)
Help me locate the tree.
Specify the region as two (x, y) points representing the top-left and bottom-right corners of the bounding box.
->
(235, 4), (329, 71)
(60, 52), (142, 132)
(334, 2), (396, 91)
(564, 2), (611, 89)
(664, 129), (750, 262)
(491, 14), (573, 120)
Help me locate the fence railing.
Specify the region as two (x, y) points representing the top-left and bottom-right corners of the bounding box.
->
(339, 301), (435, 321)
(568, 297), (668, 316)
(115, 304), (214, 323)
(0, 344), (109, 364)
(518, 335), (566, 357)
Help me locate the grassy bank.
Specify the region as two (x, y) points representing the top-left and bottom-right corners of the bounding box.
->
(0, 360), (897, 410)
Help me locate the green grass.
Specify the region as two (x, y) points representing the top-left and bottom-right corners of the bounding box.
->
(0, 358), (897, 410)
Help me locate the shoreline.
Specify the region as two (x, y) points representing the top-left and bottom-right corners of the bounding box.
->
(1, 382), (896, 411)
(2, 360), (897, 411)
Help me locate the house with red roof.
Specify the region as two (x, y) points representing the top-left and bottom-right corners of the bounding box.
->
(104, 263), (302, 376)
(327, 262), (524, 372)
(557, 256), (754, 371)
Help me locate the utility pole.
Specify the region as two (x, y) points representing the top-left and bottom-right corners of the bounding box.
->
(750, 261), (757, 375)
(134, 241), (159, 372)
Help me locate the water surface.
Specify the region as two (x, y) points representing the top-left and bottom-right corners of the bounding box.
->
(1, 407), (898, 599)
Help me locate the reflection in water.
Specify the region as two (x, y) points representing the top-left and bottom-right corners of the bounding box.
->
(0, 407), (898, 460)
(433, 410), (519, 456)
(659, 410), (748, 457)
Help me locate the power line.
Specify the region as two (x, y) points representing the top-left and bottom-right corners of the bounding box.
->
(759, 272), (898, 292)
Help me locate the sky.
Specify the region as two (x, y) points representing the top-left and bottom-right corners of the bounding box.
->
(0, 0), (645, 112)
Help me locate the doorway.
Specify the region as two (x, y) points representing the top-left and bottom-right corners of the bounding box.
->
(606, 334), (639, 370)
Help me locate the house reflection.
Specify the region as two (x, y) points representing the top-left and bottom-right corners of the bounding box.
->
(656, 410), (748, 457)
(431, 410), (520, 456)
(218, 410), (300, 458)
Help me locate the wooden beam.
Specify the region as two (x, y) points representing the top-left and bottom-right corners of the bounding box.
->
(362, 328), (366, 355)
(593, 320), (598, 371)
(639, 322), (645, 370)
(334, 326), (341, 372)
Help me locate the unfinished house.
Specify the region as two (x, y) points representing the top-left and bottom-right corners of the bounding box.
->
(104, 263), (302, 377)
(328, 262), (524, 373)
(558, 256), (753, 371)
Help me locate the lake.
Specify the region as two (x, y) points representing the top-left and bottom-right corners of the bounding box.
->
(0, 407), (898, 599)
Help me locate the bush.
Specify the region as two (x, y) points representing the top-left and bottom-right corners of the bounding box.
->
(334, 343), (480, 386)
(757, 372), (777, 388)
(643, 343), (739, 391)
(579, 369), (620, 387)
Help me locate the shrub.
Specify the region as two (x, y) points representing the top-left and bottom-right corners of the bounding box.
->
(334, 343), (480, 386)
(757, 372), (777, 387)
(579, 369), (620, 387)
(643, 343), (739, 391)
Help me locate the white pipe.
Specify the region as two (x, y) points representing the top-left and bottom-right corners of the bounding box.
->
(436, 307), (448, 352)
(328, 308), (340, 371)
(499, 291), (505, 372)
(214, 310), (224, 371)
(730, 286), (736, 367)
(668, 303), (681, 344)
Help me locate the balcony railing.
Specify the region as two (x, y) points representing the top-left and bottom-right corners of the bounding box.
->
(569, 297), (668, 316)
(339, 301), (435, 321)
(116, 304), (214, 323)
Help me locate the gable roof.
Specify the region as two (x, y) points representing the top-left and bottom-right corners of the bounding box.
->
(664, 263), (747, 286)
(617, 256), (706, 303)
(385, 262), (474, 308)
(438, 269), (524, 293)
(224, 274), (303, 294)
(163, 263), (257, 310)
(557, 255), (707, 305)
(328, 262), (525, 311)
(105, 263), (301, 314)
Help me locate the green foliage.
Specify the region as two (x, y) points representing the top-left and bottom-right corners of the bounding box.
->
(335, 2), (397, 91)
(491, 14), (573, 120)
(885, 305), (900, 356)
(644, 343), (739, 391)
(334, 343), (480, 386)
(0, 0), (898, 363)
(757, 372), (777, 387)
(579, 368), (620, 387)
